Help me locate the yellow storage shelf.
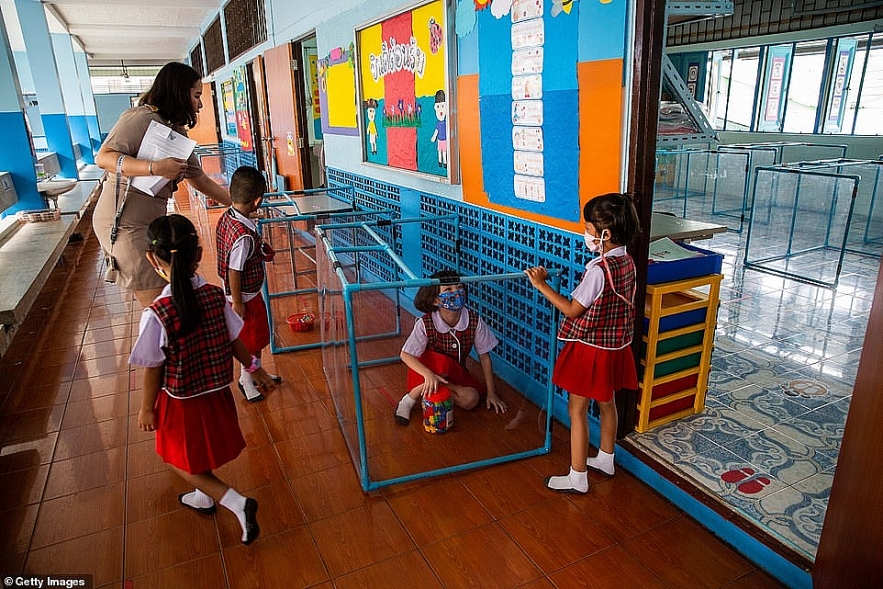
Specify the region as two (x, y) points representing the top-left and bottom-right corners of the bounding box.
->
(636, 273), (722, 433)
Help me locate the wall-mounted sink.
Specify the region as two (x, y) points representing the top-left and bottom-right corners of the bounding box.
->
(37, 178), (77, 197)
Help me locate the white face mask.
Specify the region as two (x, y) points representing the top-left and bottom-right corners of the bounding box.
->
(584, 231), (603, 253)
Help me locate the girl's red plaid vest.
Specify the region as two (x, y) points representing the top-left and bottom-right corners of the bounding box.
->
(558, 255), (637, 350)
(422, 310), (479, 367)
(216, 209), (268, 295)
(150, 284), (234, 398)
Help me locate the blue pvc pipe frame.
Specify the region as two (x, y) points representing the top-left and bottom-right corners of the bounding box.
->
(254, 185), (397, 353)
(314, 221), (562, 492)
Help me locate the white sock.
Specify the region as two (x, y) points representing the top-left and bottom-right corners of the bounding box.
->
(587, 450), (615, 476)
(180, 489), (214, 508)
(239, 374), (262, 400)
(220, 488), (247, 539)
(395, 394), (417, 419)
(546, 467), (589, 493)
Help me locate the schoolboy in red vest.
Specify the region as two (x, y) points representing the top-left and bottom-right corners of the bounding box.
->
(216, 166), (282, 401)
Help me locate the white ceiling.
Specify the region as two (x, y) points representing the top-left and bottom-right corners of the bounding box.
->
(3, 0), (219, 67)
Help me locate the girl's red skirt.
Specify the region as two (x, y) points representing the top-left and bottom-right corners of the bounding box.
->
(552, 341), (638, 402)
(154, 386), (246, 474)
(406, 350), (485, 394)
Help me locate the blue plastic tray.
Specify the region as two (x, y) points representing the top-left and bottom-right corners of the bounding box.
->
(647, 242), (723, 284)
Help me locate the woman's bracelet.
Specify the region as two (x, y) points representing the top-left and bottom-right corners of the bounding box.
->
(244, 355), (261, 374)
(148, 160), (154, 176)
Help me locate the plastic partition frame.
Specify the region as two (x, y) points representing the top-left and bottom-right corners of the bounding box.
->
(256, 185), (397, 353)
(314, 219), (561, 492)
(744, 166), (861, 288)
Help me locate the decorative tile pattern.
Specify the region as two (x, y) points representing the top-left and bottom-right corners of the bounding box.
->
(629, 225), (874, 562)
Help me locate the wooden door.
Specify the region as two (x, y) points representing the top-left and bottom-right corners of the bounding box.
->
(248, 56), (275, 188)
(263, 43), (304, 191)
(190, 81), (220, 146)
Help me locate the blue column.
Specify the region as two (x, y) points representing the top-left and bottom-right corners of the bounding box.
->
(0, 5), (41, 216)
(15, 0), (77, 179)
(74, 49), (101, 159)
(53, 33), (93, 166)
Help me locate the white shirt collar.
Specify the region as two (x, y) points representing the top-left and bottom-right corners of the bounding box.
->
(230, 207), (257, 231)
(431, 308), (469, 332)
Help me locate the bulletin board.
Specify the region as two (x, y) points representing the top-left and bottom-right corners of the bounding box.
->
(318, 44), (359, 136)
(233, 66), (253, 151)
(457, 0), (628, 231)
(221, 80), (237, 137)
(356, 0), (451, 178)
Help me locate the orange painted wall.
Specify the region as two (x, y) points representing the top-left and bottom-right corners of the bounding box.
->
(460, 59), (624, 234)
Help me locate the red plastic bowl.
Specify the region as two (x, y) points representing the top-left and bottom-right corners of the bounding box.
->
(286, 312), (316, 332)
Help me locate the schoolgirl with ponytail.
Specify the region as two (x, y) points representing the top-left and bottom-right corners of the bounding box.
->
(129, 214), (277, 545)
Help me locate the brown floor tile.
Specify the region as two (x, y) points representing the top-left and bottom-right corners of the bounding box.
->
(126, 554), (226, 589)
(25, 526), (123, 588)
(275, 427), (352, 479)
(547, 544), (670, 589)
(125, 468), (189, 523)
(0, 381), (72, 413)
(457, 459), (549, 520)
(309, 502), (416, 577)
(43, 445), (127, 499)
(421, 522), (542, 589)
(222, 527), (329, 589)
(124, 509), (220, 577)
(0, 465), (49, 509)
(0, 503), (39, 555)
(31, 482), (125, 549)
(263, 399), (337, 442)
(0, 404), (66, 442)
(332, 550), (443, 589)
(622, 516), (755, 589)
(386, 478), (493, 546)
(289, 462), (375, 523)
(68, 372), (132, 402)
(215, 481), (308, 547)
(498, 494), (619, 574)
(212, 443), (286, 492)
(61, 394), (130, 428)
(0, 432), (59, 473)
(54, 417), (128, 460)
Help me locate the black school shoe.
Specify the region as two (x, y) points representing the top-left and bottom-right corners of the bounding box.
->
(243, 498), (260, 545)
(178, 493), (217, 515)
(237, 382), (265, 403)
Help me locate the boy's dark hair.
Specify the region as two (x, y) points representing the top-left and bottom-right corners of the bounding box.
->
(583, 192), (641, 246)
(139, 62), (202, 128)
(413, 269), (465, 314)
(147, 214), (201, 335)
(230, 166), (267, 204)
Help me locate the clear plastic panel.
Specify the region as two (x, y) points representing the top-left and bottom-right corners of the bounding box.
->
(316, 222), (554, 491)
(745, 168), (861, 287)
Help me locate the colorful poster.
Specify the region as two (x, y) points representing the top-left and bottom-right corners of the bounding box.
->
(317, 44), (359, 136)
(823, 38), (856, 133)
(758, 46), (792, 132)
(356, 0), (449, 177)
(221, 80), (237, 137)
(308, 53), (323, 140)
(232, 66), (253, 151)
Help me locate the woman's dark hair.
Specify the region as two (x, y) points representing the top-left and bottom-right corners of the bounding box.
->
(414, 269), (465, 314)
(139, 62), (201, 128)
(583, 192), (641, 246)
(147, 214), (201, 334)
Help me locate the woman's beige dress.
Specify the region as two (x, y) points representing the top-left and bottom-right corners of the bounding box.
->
(93, 105), (201, 291)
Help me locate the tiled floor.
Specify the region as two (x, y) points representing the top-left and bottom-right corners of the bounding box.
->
(0, 192), (790, 589)
(640, 181), (878, 562)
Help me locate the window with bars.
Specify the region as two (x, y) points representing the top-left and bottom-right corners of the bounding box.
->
(224, 0), (267, 62)
(190, 44), (205, 78)
(203, 16), (225, 74)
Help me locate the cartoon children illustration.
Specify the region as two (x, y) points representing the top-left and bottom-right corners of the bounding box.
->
(365, 98), (378, 155)
(430, 90), (448, 169)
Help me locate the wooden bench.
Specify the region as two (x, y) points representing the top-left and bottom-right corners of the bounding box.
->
(0, 179), (100, 356)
